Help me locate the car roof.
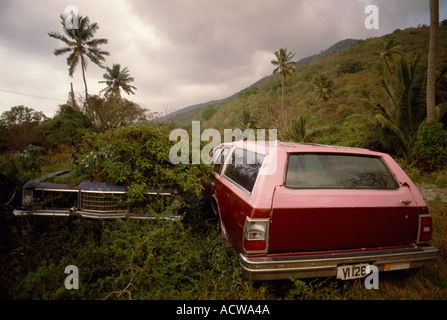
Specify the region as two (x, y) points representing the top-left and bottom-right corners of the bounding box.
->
(220, 140), (383, 157)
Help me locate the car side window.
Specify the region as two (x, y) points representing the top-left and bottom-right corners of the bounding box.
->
(213, 147), (230, 174)
(224, 148), (265, 193)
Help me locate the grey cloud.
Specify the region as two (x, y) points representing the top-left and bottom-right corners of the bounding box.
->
(0, 0), (443, 117)
(0, 0), (61, 56)
(129, 0), (368, 80)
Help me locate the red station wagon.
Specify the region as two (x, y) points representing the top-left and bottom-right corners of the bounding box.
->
(210, 140), (438, 281)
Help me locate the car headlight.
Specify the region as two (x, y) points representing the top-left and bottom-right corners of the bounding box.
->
(22, 189), (33, 206)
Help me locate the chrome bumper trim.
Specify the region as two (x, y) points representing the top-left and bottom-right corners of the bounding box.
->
(239, 246), (439, 280)
(12, 209), (181, 221)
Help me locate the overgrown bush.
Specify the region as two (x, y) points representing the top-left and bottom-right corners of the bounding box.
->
(40, 104), (94, 149)
(74, 123), (212, 218)
(0, 144), (47, 188)
(414, 122), (447, 171)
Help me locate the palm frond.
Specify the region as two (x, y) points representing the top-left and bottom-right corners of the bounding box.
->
(99, 63), (137, 98)
(53, 47), (72, 56)
(49, 14), (109, 105)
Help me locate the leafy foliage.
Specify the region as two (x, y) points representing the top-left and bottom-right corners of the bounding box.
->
(87, 95), (149, 131)
(379, 35), (404, 75)
(0, 219), (245, 300)
(414, 122), (447, 171)
(338, 60), (363, 74)
(285, 115), (313, 142)
(239, 107), (258, 129)
(361, 55), (427, 159)
(0, 106), (48, 152)
(48, 15), (109, 77)
(0, 145), (47, 189)
(40, 104), (94, 149)
(75, 122), (212, 207)
(271, 48), (296, 80)
(0, 105), (47, 126)
(313, 73), (334, 104)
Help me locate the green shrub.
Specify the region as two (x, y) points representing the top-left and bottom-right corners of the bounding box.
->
(414, 122), (447, 171)
(337, 60), (363, 74)
(0, 144), (47, 187)
(75, 123), (212, 208)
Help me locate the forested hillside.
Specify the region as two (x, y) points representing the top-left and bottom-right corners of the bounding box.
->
(182, 25), (447, 163)
(160, 38), (357, 125)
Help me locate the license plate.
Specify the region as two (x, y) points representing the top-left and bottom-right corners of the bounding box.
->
(336, 264), (370, 280)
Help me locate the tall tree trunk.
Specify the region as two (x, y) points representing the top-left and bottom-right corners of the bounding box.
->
(81, 57), (88, 101)
(80, 56), (92, 119)
(427, 0), (439, 126)
(70, 82), (77, 108)
(281, 76), (286, 130)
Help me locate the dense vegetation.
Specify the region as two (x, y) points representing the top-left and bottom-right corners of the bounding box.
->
(196, 27), (447, 156)
(1, 23), (447, 300)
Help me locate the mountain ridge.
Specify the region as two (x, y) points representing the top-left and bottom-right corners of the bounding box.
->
(158, 38), (358, 124)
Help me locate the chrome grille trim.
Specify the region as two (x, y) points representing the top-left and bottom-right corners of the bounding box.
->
(79, 191), (128, 213)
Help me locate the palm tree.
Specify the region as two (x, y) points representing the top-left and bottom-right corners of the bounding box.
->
(427, 0), (439, 126)
(239, 107), (258, 129)
(99, 64), (137, 98)
(48, 15), (109, 117)
(380, 36), (404, 75)
(271, 48), (296, 128)
(361, 55), (427, 159)
(313, 74), (334, 104)
(286, 115), (313, 142)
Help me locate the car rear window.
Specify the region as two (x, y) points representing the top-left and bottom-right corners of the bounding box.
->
(224, 148), (265, 193)
(285, 153), (399, 189)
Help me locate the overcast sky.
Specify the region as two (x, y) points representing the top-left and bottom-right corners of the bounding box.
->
(0, 0), (446, 118)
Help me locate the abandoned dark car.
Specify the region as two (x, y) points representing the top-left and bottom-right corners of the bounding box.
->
(13, 170), (182, 221)
(210, 140), (438, 280)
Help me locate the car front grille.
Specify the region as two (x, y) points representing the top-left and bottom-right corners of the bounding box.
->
(80, 191), (128, 213)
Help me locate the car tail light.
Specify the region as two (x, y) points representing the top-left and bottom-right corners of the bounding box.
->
(243, 217), (269, 252)
(418, 215), (433, 243)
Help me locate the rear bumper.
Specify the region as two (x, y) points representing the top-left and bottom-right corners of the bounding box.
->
(239, 246), (439, 280)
